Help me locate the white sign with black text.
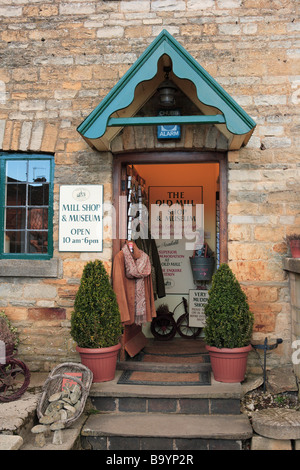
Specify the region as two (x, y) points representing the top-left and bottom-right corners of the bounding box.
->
(59, 185), (103, 252)
(189, 289), (209, 328)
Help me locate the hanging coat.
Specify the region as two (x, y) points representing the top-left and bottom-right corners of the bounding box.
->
(136, 235), (166, 300)
(112, 242), (157, 325)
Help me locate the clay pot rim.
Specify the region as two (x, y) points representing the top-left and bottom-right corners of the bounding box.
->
(205, 344), (252, 353)
(76, 343), (121, 354)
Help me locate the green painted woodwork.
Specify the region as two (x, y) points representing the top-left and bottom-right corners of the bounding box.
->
(77, 30), (256, 149)
(0, 153), (54, 260)
(107, 115), (226, 127)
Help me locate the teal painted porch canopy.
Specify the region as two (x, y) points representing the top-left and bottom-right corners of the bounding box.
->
(77, 30), (256, 151)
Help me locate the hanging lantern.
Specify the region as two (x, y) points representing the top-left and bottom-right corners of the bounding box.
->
(158, 67), (177, 107)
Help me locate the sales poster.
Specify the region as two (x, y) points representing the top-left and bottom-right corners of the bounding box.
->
(189, 289), (209, 327)
(59, 185), (103, 252)
(149, 186), (203, 295)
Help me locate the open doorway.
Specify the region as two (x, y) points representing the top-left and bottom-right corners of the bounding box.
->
(112, 151), (227, 361)
(133, 162), (219, 338)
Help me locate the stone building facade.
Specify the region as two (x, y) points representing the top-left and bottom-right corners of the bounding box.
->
(0, 0), (299, 372)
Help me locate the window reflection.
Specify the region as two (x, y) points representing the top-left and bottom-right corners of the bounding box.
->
(3, 158), (51, 255)
(4, 231), (25, 254)
(28, 184), (49, 206)
(28, 160), (50, 183)
(6, 161), (27, 182)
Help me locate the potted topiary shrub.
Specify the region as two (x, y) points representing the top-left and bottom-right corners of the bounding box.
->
(204, 263), (254, 383)
(71, 260), (123, 383)
(286, 234), (300, 258)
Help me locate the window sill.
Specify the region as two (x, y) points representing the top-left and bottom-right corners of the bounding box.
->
(0, 259), (62, 278)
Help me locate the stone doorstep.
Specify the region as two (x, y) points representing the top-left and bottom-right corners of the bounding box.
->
(90, 369), (242, 400)
(81, 412), (253, 450)
(82, 412), (253, 440)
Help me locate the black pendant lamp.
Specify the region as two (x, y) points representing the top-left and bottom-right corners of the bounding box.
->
(158, 66), (177, 107)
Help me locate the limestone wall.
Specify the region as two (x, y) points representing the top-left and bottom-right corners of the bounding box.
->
(0, 0), (299, 370)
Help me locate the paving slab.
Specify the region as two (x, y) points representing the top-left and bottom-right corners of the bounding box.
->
(0, 435), (23, 450)
(252, 408), (300, 440)
(0, 392), (39, 435)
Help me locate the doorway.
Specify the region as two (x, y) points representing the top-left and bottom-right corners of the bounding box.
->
(112, 151), (228, 360)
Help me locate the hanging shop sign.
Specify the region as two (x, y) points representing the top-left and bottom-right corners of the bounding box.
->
(149, 186), (203, 295)
(189, 289), (209, 328)
(157, 110), (181, 140)
(59, 185), (103, 252)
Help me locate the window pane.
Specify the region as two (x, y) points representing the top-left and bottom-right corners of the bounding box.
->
(4, 231), (25, 253)
(28, 231), (48, 254)
(28, 183), (49, 206)
(28, 208), (48, 230)
(28, 160), (50, 183)
(2, 156), (52, 256)
(6, 183), (26, 206)
(6, 160), (27, 183)
(5, 208), (26, 230)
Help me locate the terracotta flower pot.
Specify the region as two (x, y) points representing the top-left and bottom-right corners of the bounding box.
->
(76, 343), (121, 383)
(289, 239), (300, 258)
(206, 344), (252, 383)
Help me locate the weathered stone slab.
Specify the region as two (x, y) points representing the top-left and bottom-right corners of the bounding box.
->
(251, 435), (292, 451)
(0, 259), (62, 278)
(267, 366), (298, 394)
(252, 408), (300, 440)
(0, 435), (23, 450)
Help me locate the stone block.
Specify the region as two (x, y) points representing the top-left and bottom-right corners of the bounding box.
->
(30, 121), (44, 151)
(148, 398), (177, 413)
(119, 397), (147, 412)
(19, 121), (33, 151)
(96, 27), (124, 38)
(187, 0), (214, 9)
(59, 3), (95, 15)
(151, 0), (185, 11)
(91, 397), (117, 412)
(126, 26), (152, 38)
(2, 121), (13, 150)
(251, 435), (292, 450)
(228, 224), (252, 242)
(28, 308), (66, 321)
(120, 1), (150, 12)
(178, 398), (209, 415)
(0, 119), (5, 148)
(0, 6), (22, 17)
(210, 399), (240, 415)
(23, 284), (57, 300)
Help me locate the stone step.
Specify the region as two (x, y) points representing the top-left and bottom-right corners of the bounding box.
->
(81, 412), (253, 450)
(89, 370), (242, 415)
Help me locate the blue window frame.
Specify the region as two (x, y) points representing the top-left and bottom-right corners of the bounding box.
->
(0, 153), (54, 259)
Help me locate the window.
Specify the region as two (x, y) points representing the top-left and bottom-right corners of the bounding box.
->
(0, 153), (54, 259)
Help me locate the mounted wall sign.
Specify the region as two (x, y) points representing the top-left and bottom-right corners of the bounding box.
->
(149, 186), (203, 295)
(59, 185), (103, 252)
(189, 289), (209, 328)
(157, 109), (181, 140)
